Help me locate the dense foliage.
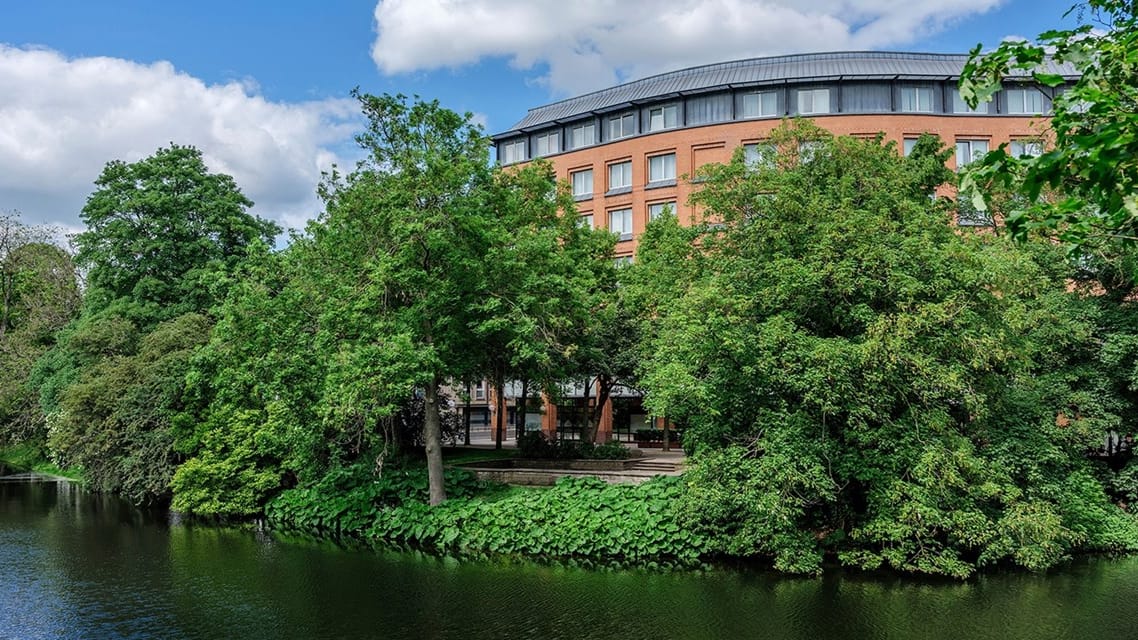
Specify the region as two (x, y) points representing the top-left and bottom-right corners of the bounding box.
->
(268, 470), (704, 566)
(629, 122), (1138, 576)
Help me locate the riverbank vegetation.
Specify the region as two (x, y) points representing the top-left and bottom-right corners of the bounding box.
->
(4, 2), (1138, 577)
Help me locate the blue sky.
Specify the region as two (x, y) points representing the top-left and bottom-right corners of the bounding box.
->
(1, 0), (1080, 234)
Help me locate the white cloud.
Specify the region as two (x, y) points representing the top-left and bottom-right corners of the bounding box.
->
(372, 0), (1003, 97)
(0, 45), (362, 235)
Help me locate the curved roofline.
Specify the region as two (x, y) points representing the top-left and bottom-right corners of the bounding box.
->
(534, 51), (966, 112)
(494, 50), (1079, 137)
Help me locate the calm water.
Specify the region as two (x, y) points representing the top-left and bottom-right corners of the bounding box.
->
(4, 467), (1138, 640)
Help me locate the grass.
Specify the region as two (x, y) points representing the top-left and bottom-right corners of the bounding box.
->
(0, 442), (83, 481)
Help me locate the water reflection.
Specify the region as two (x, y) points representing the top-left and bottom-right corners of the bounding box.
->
(3, 472), (1138, 639)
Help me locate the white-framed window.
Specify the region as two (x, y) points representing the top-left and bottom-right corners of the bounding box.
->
(649, 104), (679, 131)
(955, 139), (989, 169)
(579, 214), (594, 229)
(900, 87), (934, 113)
(609, 208), (633, 241)
(648, 153), (676, 184)
(797, 88), (830, 114)
(1006, 87), (1047, 114)
(570, 121), (595, 149)
(474, 382), (486, 400)
(535, 131), (559, 156)
(951, 89), (986, 114)
(614, 255), (634, 267)
(648, 201), (676, 221)
(743, 142), (775, 168)
(741, 91), (778, 118)
(903, 138), (919, 157)
(608, 161), (632, 191)
(501, 139), (526, 164)
(1010, 139), (1044, 158)
(571, 169), (593, 199)
(608, 113), (635, 140)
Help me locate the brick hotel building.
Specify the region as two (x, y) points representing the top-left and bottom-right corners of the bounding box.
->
(470, 51), (1078, 443)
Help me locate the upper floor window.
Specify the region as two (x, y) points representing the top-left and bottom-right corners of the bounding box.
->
(742, 91), (778, 118)
(951, 89), (986, 114)
(571, 169), (594, 199)
(1010, 139), (1044, 158)
(743, 142), (775, 168)
(614, 255), (634, 267)
(569, 121), (595, 149)
(535, 131), (560, 156)
(501, 139), (526, 164)
(648, 201), (676, 221)
(955, 139), (989, 169)
(797, 88), (831, 114)
(608, 161), (632, 192)
(900, 87), (934, 113)
(579, 214), (594, 229)
(609, 208), (633, 241)
(648, 153), (676, 184)
(649, 104), (679, 131)
(1006, 87), (1047, 114)
(608, 113), (635, 140)
(903, 137), (919, 157)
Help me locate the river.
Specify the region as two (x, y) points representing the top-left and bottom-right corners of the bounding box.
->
(3, 465), (1138, 640)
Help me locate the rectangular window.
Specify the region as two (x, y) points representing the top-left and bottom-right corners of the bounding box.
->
(957, 196), (993, 227)
(571, 169), (593, 199)
(1007, 88), (1047, 114)
(900, 87), (934, 112)
(648, 201), (676, 221)
(535, 131), (559, 156)
(570, 122), (595, 149)
(741, 91), (778, 118)
(608, 113), (635, 140)
(1010, 139), (1044, 158)
(797, 89), (831, 114)
(609, 208), (633, 241)
(951, 89), (986, 114)
(649, 104), (679, 131)
(614, 255), (634, 267)
(474, 382), (486, 400)
(501, 140), (526, 164)
(743, 142), (775, 168)
(579, 214), (594, 229)
(955, 139), (989, 169)
(608, 161), (632, 191)
(648, 153), (676, 184)
(903, 138), (919, 157)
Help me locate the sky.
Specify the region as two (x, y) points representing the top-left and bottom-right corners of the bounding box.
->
(1, 0), (1082, 237)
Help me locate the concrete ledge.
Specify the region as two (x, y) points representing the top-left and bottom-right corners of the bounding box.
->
(459, 466), (662, 486)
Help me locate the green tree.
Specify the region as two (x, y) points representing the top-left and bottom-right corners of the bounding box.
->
(73, 144), (279, 322)
(959, 0), (1138, 245)
(0, 212), (80, 442)
(636, 122), (1136, 575)
(310, 93), (497, 504)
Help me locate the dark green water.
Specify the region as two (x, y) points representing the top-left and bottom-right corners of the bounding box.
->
(4, 467), (1138, 640)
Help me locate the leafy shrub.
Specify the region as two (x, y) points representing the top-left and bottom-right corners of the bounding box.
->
(366, 476), (704, 564)
(266, 463), (484, 533)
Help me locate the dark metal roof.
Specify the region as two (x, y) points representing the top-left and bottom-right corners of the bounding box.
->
(496, 51), (1079, 137)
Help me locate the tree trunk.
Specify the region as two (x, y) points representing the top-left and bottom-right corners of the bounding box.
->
(424, 377), (447, 505)
(493, 370), (506, 450)
(464, 381), (472, 446)
(517, 379), (529, 439)
(662, 417), (671, 452)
